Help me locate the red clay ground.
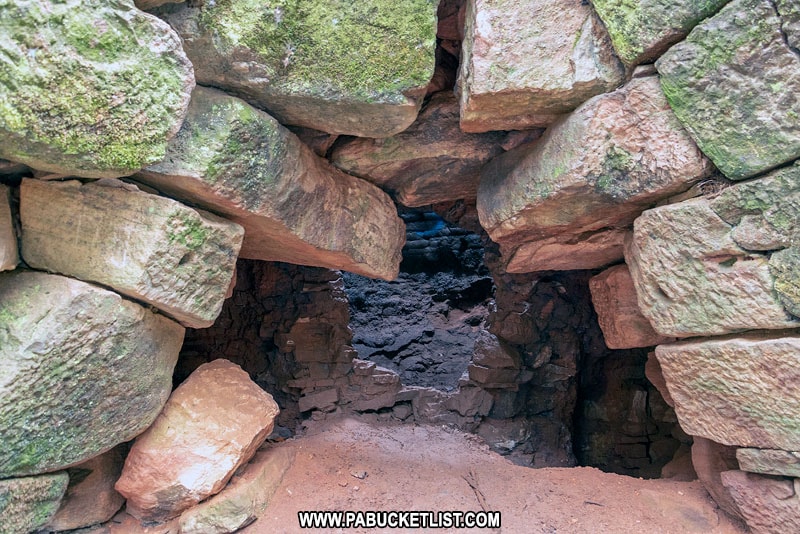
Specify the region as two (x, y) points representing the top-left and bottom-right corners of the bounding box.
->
(240, 416), (748, 534)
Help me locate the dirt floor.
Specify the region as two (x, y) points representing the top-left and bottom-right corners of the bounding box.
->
(238, 417), (747, 534)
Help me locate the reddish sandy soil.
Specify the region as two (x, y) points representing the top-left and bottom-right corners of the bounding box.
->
(107, 416), (747, 534)
(243, 417), (746, 534)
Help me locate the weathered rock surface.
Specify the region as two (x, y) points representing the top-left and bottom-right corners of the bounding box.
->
(346, 360), (403, 412)
(330, 92), (511, 207)
(458, 0), (624, 132)
(0, 472), (69, 534)
(46, 446), (126, 531)
(737, 448), (800, 478)
(115, 359), (280, 522)
(155, 0), (436, 137)
(656, 0), (800, 180)
(0, 185), (17, 271)
(590, 0), (730, 66)
(137, 87), (404, 280)
(179, 446), (294, 534)
(478, 76), (711, 273)
(0, 0), (194, 178)
(0, 271), (183, 478)
(720, 470), (800, 534)
(657, 335), (800, 450)
(21, 179), (243, 328)
(691, 437), (744, 522)
(589, 264), (675, 349)
(503, 228), (629, 273)
(135, 0), (182, 10)
(644, 351), (674, 408)
(626, 167), (800, 337)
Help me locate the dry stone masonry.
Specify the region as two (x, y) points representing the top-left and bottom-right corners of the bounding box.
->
(1, 0), (799, 531)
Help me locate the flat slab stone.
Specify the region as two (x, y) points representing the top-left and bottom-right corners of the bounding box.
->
(478, 76), (711, 273)
(721, 470), (800, 534)
(737, 448), (800, 478)
(626, 166), (800, 338)
(656, 0), (800, 180)
(179, 446), (295, 534)
(330, 92), (509, 207)
(21, 179), (243, 328)
(656, 334), (800, 450)
(589, 264), (675, 349)
(458, 0), (624, 132)
(0, 472), (69, 534)
(506, 228), (628, 273)
(46, 446), (126, 531)
(0, 185), (17, 271)
(0, 0), (194, 178)
(590, 0), (729, 66)
(115, 359), (280, 523)
(137, 87), (404, 280)
(155, 0), (436, 137)
(0, 271), (183, 478)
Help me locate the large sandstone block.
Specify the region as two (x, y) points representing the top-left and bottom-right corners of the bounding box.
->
(656, 0), (800, 180)
(115, 359), (280, 522)
(0, 271), (183, 478)
(626, 165), (800, 337)
(458, 0), (624, 133)
(0, 185), (17, 271)
(137, 87), (404, 280)
(21, 179), (243, 328)
(330, 92), (510, 207)
(590, 0), (729, 66)
(179, 446), (294, 534)
(155, 0), (436, 137)
(691, 437), (744, 522)
(656, 335), (800, 450)
(0, 472), (69, 534)
(478, 75), (711, 273)
(589, 264), (674, 349)
(721, 470), (800, 534)
(46, 446), (126, 531)
(0, 0), (194, 178)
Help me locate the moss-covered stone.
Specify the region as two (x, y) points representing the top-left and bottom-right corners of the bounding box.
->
(655, 0), (800, 180)
(0, 0), (194, 178)
(157, 0), (435, 137)
(137, 87), (406, 280)
(590, 0), (729, 66)
(20, 179), (243, 328)
(0, 271), (184, 477)
(0, 472), (68, 534)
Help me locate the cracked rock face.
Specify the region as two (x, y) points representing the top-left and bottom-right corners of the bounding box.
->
(0, 0), (194, 178)
(155, 0), (437, 137)
(656, 0), (800, 180)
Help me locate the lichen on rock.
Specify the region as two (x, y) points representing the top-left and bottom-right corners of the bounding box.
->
(0, 0), (195, 178)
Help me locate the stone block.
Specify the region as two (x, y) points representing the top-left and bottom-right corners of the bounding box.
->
(721, 470), (799, 534)
(0, 185), (17, 271)
(0, 472), (68, 534)
(737, 448), (800, 478)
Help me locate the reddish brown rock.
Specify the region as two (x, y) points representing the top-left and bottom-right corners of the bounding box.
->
(0, 185), (17, 271)
(720, 470), (799, 534)
(478, 76), (711, 273)
(692, 436), (744, 522)
(736, 448), (800, 478)
(589, 264), (675, 349)
(505, 228), (629, 273)
(115, 359), (280, 523)
(458, 0), (623, 132)
(137, 87), (405, 280)
(47, 446), (126, 531)
(644, 352), (674, 408)
(331, 92), (509, 207)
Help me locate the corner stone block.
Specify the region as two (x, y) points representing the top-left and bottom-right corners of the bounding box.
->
(156, 0), (436, 137)
(0, 271), (184, 478)
(20, 178), (244, 329)
(656, 0), (800, 179)
(720, 470), (800, 534)
(0, 472), (69, 534)
(737, 448), (800, 478)
(458, 0), (624, 132)
(0, 0), (194, 178)
(478, 76), (711, 273)
(115, 359), (280, 523)
(0, 184), (18, 271)
(657, 334), (800, 451)
(137, 86), (405, 281)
